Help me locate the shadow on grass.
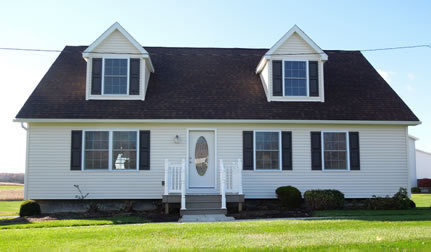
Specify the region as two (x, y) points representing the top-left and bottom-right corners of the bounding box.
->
(312, 207), (431, 222)
(0, 213), (179, 229)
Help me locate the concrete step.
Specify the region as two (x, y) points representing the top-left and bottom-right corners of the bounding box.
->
(186, 202), (221, 209)
(180, 208), (227, 216)
(179, 214), (235, 222)
(186, 195), (221, 203)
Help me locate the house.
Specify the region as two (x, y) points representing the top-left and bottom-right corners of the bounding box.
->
(416, 149), (431, 182)
(15, 23), (420, 215)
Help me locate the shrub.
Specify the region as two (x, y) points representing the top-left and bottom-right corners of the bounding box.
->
(366, 188), (415, 210)
(19, 200), (41, 217)
(418, 178), (431, 188)
(304, 190), (344, 210)
(411, 187), (421, 193)
(275, 186), (302, 209)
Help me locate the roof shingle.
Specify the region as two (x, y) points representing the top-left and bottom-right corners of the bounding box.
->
(16, 46), (419, 122)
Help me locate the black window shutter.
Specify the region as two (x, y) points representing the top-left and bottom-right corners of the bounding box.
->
(243, 131), (254, 170)
(139, 131), (150, 170)
(129, 58), (140, 95)
(311, 132), (322, 170)
(349, 132), (360, 170)
(282, 131), (292, 170)
(272, 60), (283, 96)
(71, 131), (82, 171)
(309, 61), (319, 97)
(91, 58), (102, 95)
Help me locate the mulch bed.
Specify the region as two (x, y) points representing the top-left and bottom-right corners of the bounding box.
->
(0, 211), (179, 225)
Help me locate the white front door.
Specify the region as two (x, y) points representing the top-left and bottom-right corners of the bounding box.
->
(188, 131), (215, 190)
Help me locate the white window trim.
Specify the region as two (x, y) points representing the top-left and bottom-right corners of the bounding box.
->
(282, 59), (309, 98)
(321, 131), (350, 171)
(253, 130), (282, 171)
(81, 129), (140, 171)
(101, 57), (130, 96)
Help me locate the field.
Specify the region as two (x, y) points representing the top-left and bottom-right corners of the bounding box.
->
(0, 194), (430, 250)
(0, 183), (24, 201)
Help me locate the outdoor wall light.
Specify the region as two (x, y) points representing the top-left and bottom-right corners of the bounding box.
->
(174, 135), (180, 144)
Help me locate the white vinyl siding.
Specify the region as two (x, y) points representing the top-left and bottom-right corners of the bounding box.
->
(93, 30), (141, 54)
(273, 33), (320, 60)
(26, 123), (408, 200)
(85, 31), (149, 101)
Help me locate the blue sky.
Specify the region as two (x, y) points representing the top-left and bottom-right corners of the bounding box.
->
(0, 0), (430, 172)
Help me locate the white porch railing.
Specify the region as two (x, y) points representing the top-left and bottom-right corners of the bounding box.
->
(164, 159), (186, 209)
(220, 159), (243, 209)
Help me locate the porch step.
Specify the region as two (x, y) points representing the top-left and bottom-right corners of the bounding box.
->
(180, 208), (227, 216)
(186, 202), (221, 209)
(186, 194), (221, 202)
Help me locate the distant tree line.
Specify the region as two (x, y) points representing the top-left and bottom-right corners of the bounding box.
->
(0, 173), (24, 184)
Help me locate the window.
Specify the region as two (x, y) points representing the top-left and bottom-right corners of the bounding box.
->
(83, 130), (138, 170)
(103, 58), (128, 95)
(254, 131), (281, 170)
(322, 132), (349, 170)
(84, 131), (109, 169)
(112, 131), (137, 170)
(283, 61), (307, 96)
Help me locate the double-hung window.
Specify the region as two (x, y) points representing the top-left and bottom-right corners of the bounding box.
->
(83, 130), (138, 170)
(103, 58), (129, 95)
(283, 61), (308, 96)
(254, 131), (281, 170)
(322, 132), (349, 170)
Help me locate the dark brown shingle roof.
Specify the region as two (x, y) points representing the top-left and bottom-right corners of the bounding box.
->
(16, 46), (419, 122)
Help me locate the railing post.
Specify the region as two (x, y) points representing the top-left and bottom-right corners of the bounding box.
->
(238, 159), (243, 195)
(181, 159), (186, 210)
(220, 159), (226, 209)
(164, 159), (169, 195)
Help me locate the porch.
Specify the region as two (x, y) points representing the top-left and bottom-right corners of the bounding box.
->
(162, 159), (244, 216)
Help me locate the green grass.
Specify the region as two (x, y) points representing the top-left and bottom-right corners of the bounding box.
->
(412, 193), (431, 207)
(1, 217), (431, 250)
(0, 185), (24, 190)
(0, 201), (22, 216)
(0, 194), (429, 249)
(0, 216), (149, 230)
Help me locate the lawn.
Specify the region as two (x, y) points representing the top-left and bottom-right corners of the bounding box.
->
(0, 193), (429, 249)
(1, 216), (431, 250)
(413, 193), (431, 207)
(0, 201), (22, 216)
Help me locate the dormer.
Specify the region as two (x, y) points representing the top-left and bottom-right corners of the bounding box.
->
(83, 22), (154, 100)
(256, 25), (328, 102)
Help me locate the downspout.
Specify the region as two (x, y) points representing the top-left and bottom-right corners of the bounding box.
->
(21, 122), (30, 200)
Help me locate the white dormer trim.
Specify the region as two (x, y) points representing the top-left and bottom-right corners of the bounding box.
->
(266, 25), (328, 59)
(83, 22), (154, 72)
(256, 25), (327, 103)
(256, 25), (328, 74)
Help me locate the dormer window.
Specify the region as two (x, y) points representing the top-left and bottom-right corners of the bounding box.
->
(103, 58), (129, 95)
(82, 22), (154, 101)
(283, 60), (307, 96)
(256, 25), (327, 102)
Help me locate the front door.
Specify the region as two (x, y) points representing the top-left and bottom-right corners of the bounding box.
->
(188, 130), (215, 190)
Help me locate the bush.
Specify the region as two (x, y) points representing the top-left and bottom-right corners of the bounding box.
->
(275, 186), (302, 209)
(19, 200), (41, 217)
(304, 190), (344, 210)
(418, 178), (431, 188)
(366, 188), (415, 210)
(411, 187), (421, 193)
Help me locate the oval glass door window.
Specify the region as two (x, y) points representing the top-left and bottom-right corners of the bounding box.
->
(195, 136), (208, 176)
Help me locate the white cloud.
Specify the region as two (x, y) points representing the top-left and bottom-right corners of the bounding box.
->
(407, 73), (416, 81)
(377, 69), (394, 83)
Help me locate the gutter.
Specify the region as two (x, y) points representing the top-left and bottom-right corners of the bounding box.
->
(13, 118), (422, 126)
